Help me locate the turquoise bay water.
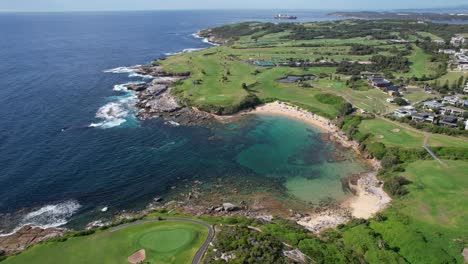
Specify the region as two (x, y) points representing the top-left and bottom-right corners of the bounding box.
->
(234, 115), (367, 204)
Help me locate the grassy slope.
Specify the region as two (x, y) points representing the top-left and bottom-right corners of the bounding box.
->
(369, 160), (468, 264)
(359, 118), (468, 148)
(4, 221), (208, 264)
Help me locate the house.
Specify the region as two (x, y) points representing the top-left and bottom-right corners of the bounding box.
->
(442, 95), (461, 106)
(369, 77), (391, 88)
(451, 36), (466, 46)
(459, 64), (468, 71)
(411, 112), (435, 123)
(393, 107), (415, 118)
(439, 49), (456, 55)
(384, 85), (400, 93)
(386, 98), (395, 103)
(464, 83), (468, 94)
(433, 39), (445, 45)
(423, 100), (443, 110)
(439, 116), (459, 128)
(441, 106), (466, 117)
(465, 120), (468, 130)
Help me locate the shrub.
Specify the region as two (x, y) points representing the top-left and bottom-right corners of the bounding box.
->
(72, 229), (96, 237)
(385, 176), (412, 196)
(365, 142), (387, 160)
(315, 94), (345, 105)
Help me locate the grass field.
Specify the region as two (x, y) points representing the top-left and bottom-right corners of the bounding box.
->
(401, 160), (468, 229)
(3, 221), (208, 264)
(416, 31), (443, 41)
(359, 118), (468, 148)
(435, 71), (468, 84)
(368, 160), (468, 264)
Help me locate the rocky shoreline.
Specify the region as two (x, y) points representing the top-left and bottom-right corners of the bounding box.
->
(123, 66), (214, 126)
(0, 225), (64, 255)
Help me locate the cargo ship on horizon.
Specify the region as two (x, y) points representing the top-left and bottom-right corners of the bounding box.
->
(274, 14), (297, 20)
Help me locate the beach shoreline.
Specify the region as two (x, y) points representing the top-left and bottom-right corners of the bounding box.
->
(216, 101), (392, 232)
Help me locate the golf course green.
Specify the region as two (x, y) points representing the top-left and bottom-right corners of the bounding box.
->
(3, 221), (208, 264)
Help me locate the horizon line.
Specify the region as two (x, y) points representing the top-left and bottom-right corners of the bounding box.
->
(0, 5), (465, 14)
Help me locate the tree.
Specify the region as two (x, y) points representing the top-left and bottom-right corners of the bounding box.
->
(394, 97), (409, 106)
(242, 83), (248, 90)
(458, 75), (465, 88)
(340, 103), (354, 116)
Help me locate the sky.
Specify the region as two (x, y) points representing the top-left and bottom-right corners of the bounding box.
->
(0, 0), (467, 12)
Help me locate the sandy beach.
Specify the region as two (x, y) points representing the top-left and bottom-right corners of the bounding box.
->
(246, 101), (392, 232)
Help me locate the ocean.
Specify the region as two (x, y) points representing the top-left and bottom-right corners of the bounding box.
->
(0, 10), (365, 234)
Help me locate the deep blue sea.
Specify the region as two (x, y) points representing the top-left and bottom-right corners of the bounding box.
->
(0, 10), (363, 234)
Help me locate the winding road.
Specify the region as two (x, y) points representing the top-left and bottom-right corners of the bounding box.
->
(109, 217), (214, 264)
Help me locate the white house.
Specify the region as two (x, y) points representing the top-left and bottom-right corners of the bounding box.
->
(443, 95), (461, 106)
(451, 36), (466, 46)
(438, 49), (456, 55)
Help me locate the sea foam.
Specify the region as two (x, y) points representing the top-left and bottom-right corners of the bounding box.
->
(0, 200), (81, 237)
(89, 102), (130, 129)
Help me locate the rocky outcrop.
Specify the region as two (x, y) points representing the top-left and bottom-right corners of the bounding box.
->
(0, 225), (65, 255)
(283, 249), (312, 264)
(124, 65), (214, 126)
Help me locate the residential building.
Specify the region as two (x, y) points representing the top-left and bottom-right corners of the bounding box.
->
(464, 83), (468, 94)
(411, 112), (435, 123)
(393, 107), (415, 118)
(439, 116), (459, 128)
(438, 49), (456, 55)
(384, 85), (400, 93)
(369, 77), (391, 88)
(459, 64), (468, 71)
(441, 106), (466, 117)
(451, 36), (466, 46)
(442, 95), (461, 106)
(423, 100), (443, 110)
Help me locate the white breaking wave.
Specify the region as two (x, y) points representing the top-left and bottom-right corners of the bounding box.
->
(113, 81), (145, 92)
(0, 200), (81, 237)
(192, 32), (219, 46)
(165, 121), (181, 126)
(128, 72), (154, 79)
(103, 65), (142, 74)
(164, 48), (205, 56)
(89, 102), (130, 129)
(104, 65), (154, 79)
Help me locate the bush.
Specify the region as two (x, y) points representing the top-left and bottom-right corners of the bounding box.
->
(340, 102), (354, 116)
(315, 93), (345, 106)
(365, 142), (387, 160)
(385, 176), (412, 196)
(72, 229), (96, 237)
(381, 153), (400, 170)
(393, 97), (409, 106)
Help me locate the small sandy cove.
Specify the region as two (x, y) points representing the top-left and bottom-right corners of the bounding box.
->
(227, 101), (392, 233)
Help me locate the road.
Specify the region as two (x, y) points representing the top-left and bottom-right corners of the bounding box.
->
(109, 217), (215, 264)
